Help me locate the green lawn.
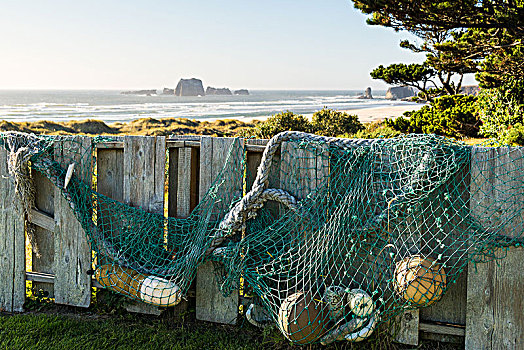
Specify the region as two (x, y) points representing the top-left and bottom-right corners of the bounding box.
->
(0, 312), (268, 350)
(0, 311), (463, 350)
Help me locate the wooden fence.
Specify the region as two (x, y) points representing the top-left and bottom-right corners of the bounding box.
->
(0, 135), (522, 349)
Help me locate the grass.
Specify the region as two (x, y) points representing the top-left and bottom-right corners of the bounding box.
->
(0, 312), (263, 350)
(0, 303), (462, 350)
(0, 117), (256, 137)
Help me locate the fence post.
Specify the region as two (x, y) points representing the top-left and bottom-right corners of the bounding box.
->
(196, 137), (243, 324)
(121, 136), (167, 315)
(53, 136), (93, 307)
(0, 148), (25, 312)
(466, 146), (524, 349)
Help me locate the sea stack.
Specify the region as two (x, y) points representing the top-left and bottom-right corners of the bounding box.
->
(175, 78), (205, 96)
(161, 88), (175, 95)
(234, 89), (249, 95)
(357, 87), (373, 99)
(385, 86), (416, 100)
(206, 87), (233, 95)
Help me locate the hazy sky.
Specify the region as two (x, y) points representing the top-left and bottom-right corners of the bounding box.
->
(0, 0), (475, 90)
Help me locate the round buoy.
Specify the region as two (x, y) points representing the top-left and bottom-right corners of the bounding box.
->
(394, 255), (446, 306)
(277, 291), (328, 344)
(347, 289), (374, 317)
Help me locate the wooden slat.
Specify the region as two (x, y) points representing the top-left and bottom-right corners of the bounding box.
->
(466, 147), (524, 350)
(28, 208), (55, 232)
(53, 136), (92, 307)
(196, 136), (243, 324)
(419, 322), (465, 337)
(0, 148), (25, 312)
(174, 147), (199, 218)
(122, 136), (166, 315)
(420, 158), (471, 326)
(123, 136), (166, 214)
(32, 166), (56, 297)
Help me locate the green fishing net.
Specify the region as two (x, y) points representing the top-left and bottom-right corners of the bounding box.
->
(1, 131), (523, 345)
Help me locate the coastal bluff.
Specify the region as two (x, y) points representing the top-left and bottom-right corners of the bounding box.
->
(175, 78), (205, 96)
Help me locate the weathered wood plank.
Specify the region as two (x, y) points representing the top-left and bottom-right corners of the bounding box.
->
(419, 322), (465, 337)
(32, 169), (56, 297)
(196, 137), (243, 324)
(123, 136), (166, 214)
(174, 147), (199, 218)
(122, 136), (166, 315)
(53, 137), (92, 307)
(466, 146), (524, 350)
(97, 148), (124, 202)
(0, 148), (25, 312)
(28, 208), (55, 232)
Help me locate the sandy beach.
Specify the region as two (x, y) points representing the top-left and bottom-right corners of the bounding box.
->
(210, 103), (426, 123)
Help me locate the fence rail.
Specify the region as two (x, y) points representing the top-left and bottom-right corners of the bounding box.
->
(0, 135), (522, 349)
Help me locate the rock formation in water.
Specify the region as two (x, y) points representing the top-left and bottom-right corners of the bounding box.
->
(206, 87), (233, 95)
(357, 87), (373, 99)
(234, 89), (249, 95)
(385, 86), (416, 100)
(121, 89), (157, 95)
(460, 85), (480, 96)
(161, 88), (175, 95)
(175, 78), (205, 96)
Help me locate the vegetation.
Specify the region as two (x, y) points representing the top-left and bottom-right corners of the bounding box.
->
(477, 79), (524, 137)
(310, 108), (364, 136)
(386, 95), (480, 138)
(371, 63), (436, 101)
(242, 108), (364, 139)
(240, 111), (311, 139)
(0, 117), (255, 137)
(352, 0), (523, 89)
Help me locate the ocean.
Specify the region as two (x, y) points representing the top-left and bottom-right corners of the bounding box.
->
(0, 89), (414, 123)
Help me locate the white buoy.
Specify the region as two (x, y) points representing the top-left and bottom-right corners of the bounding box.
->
(139, 276), (181, 306)
(344, 312), (379, 342)
(347, 289), (374, 317)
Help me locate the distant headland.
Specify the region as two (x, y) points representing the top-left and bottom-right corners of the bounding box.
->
(121, 78), (249, 97)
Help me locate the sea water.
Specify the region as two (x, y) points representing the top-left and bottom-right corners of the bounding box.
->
(0, 89), (414, 123)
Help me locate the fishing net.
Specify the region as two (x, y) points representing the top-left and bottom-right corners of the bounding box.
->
(1, 131), (523, 345)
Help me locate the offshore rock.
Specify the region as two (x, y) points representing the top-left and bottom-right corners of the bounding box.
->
(206, 87), (233, 95)
(175, 78), (205, 96)
(234, 89), (249, 95)
(357, 87), (373, 99)
(161, 88), (175, 95)
(385, 86), (416, 100)
(121, 89), (157, 95)
(460, 85), (480, 96)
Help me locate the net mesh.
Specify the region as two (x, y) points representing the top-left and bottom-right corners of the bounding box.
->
(1, 131), (523, 345)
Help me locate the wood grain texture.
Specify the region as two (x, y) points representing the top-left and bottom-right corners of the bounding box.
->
(123, 136), (166, 214)
(196, 137), (243, 324)
(122, 136), (166, 315)
(0, 148), (25, 312)
(53, 137), (92, 307)
(32, 170), (56, 297)
(175, 147), (199, 218)
(466, 147), (524, 350)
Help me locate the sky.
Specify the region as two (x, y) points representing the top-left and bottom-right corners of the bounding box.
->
(0, 0), (476, 90)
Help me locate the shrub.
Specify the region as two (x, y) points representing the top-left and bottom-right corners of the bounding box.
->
(311, 108), (364, 137)
(350, 121), (402, 139)
(477, 79), (524, 138)
(386, 95), (480, 138)
(500, 123), (524, 146)
(242, 111), (311, 139)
